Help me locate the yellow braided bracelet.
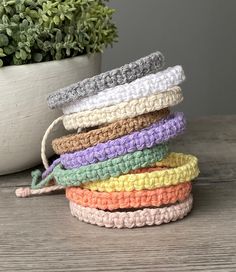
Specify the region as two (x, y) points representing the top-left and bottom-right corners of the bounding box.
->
(82, 152), (200, 192)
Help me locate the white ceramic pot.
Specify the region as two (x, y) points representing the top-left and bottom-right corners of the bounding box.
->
(0, 53), (101, 175)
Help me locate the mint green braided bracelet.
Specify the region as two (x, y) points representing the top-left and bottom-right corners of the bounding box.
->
(31, 144), (168, 189)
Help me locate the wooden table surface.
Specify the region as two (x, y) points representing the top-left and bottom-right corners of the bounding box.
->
(0, 115), (236, 272)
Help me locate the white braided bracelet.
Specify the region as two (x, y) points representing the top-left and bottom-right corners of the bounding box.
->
(62, 65), (185, 114)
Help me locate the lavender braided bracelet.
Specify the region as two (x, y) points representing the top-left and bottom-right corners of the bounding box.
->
(60, 112), (186, 169)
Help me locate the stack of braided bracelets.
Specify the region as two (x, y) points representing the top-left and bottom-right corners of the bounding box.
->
(16, 51), (200, 229)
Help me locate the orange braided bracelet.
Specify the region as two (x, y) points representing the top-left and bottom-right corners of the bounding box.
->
(66, 182), (192, 211)
(52, 108), (169, 154)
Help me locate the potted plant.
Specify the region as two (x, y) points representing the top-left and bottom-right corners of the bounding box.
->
(0, 0), (117, 175)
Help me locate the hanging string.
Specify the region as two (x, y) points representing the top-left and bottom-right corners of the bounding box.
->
(41, 116), (63, 169)
(16, 116), (64, 198)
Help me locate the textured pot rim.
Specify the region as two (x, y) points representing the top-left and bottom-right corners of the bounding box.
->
(0, 53), (100, 72)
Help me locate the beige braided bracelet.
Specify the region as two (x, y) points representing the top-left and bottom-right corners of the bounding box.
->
(52, 109), (169, 154)
(40, 86), (182, 169)
(63, 86), (183, 130)
(69, 194), (193, 229)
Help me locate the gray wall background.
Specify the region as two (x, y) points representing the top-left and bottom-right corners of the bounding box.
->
(102, 0), (236, 117)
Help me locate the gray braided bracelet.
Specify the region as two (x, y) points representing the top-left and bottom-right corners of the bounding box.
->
(47, 51), (165, 109)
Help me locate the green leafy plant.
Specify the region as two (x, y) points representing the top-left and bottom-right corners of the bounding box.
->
(0, 0), (117, 67)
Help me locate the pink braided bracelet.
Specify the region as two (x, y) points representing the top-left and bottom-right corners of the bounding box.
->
(69, 194), (193, 229)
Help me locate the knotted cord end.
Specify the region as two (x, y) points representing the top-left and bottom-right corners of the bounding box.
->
(15, 187), (32, 198)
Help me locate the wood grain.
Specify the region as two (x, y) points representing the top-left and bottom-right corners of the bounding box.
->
(0, 183), (235, 272)
(171, 115), (236, 183)
(0, 116), (235, 272)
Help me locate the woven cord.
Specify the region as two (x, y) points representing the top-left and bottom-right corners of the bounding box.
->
(15, 185), (64, 198)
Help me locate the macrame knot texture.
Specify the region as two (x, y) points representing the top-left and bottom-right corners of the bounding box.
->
(15, 51), (200, 230)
